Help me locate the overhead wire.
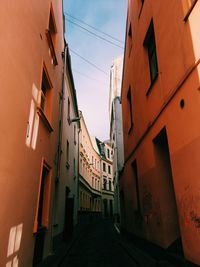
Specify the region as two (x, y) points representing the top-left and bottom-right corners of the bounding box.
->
(73, 69), (109, 85)
(65, 18), (124, 50)
(65, 12), (124, 44)
(69, 48), (109, 76)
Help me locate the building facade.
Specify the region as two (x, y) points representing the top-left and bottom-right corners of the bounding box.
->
(109, 56), (124, 223)
(52, 44), (80, 246)
(95, 139), (114, 218)
(121, 0), (200, 265)
(0, 1), (65, 266)
(78, 112), (101, 220)
(110, 97), (124, 223)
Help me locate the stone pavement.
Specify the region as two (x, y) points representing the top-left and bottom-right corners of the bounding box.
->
(37, 219), (198, 267)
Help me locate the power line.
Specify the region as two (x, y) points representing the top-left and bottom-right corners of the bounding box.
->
(73, 69), (109, 85)
(65, 18), (124, 50)
(65, 12), (124, 44)
(70, 48), (109, 76)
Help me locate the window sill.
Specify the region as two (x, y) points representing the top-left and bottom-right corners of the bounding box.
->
(146, 73), (158, 96)
(184, 0), (198, 21)
(37, 107), (53, 132)
(45, 29), (58, 66)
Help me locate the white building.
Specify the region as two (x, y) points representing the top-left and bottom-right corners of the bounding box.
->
(109, 56), (123, 121)
(109, 56), (124, 223)
(53, 44), (80, 244)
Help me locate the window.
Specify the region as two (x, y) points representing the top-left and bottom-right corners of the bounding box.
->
(144, 20), (158, 87)
(108, 165), (111, 174)
(107, 149), (110, 159)
(103, 162), (106, 172)
(45, 5), (58, 65)
(40, 66), (52, 121)
(67, 98), (70, 124)
(182, 0), (198, 20)
(92, 177), (94, 187)
(66, 140), (69, 168)
(127, 87), (133, 133)
(128, 23), (132, 56)
(103, 178), (107, 190)
(74, 125), (76, 145)
(33, 160), (51, 233)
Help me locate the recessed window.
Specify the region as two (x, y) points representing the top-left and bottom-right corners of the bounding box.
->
(40, 66), (52, 122)
(66, 140), (70, 168)
(34, 160), (51, 233)
(103, 178), (107, 190)
(144, 20), (158, 87)
(107, 149), (110, 159)
(108, 165), (111, 174)
(74, 125), (76, 144)
(128, 23), (132, 57)
(103, 162), (106, 172)
(67, 98), (70, 124)
(127, 87), (133, 133)
(46, 5), (58, 65)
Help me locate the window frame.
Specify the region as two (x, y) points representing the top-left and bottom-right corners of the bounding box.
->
(143, 20), (158, 94)
(45, 4), (58, 65)
(127, 87), (134, 134)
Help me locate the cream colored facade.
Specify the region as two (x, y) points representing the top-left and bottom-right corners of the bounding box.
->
(78, 112), (101, 215)
(109, 56), (124, 223)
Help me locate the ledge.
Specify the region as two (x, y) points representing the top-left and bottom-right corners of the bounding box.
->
(37, 107), (53, 132)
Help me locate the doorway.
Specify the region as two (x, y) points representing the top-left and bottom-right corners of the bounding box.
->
(153, 127), (181, 248)
(33, 163), (51, 265)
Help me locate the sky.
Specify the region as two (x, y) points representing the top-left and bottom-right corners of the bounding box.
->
(63, 0), (127, 141)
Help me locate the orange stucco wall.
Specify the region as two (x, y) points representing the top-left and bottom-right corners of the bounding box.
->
(121, 0), (200, 265)
(0, 1), (64, 266)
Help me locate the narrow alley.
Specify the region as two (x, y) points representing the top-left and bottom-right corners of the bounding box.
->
(38, 218), (197, 267)
(2, 1), (200, 267)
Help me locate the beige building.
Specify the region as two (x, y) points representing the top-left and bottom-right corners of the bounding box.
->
(95, 139), (114, 218)
(78, 112), (101, 220)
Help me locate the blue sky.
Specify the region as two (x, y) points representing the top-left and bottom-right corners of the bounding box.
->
(63, 0), (127, 141)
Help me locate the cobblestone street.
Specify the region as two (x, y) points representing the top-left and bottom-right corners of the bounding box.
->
(58, 220), (142, 267)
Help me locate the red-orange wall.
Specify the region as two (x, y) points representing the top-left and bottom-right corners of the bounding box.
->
(0, 1), (64, 266)
(121, 0), (200, 264)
